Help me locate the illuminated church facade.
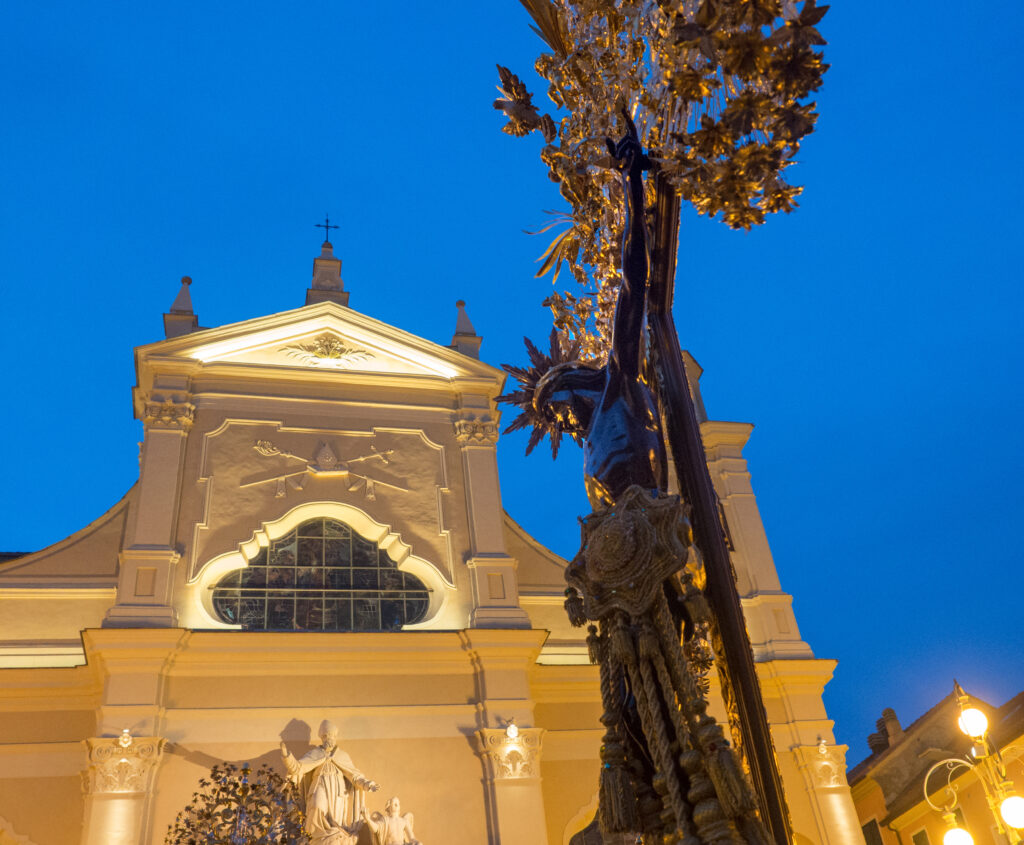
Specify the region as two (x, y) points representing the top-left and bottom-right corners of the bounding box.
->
(0, 242), (863, 844)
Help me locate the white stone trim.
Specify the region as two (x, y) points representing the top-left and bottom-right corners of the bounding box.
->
(183, 500), (454, 631)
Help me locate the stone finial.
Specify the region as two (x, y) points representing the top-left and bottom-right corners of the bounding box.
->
(164, 276), (199, 338)
(451, 300), (482, 359)
(305, 241), (349, 306)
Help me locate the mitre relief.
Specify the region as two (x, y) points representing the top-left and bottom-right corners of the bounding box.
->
(185, 423), (458, 585)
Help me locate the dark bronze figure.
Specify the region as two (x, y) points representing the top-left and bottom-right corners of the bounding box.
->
(527, 116), (666, 509)
(500, 115), (784, 844)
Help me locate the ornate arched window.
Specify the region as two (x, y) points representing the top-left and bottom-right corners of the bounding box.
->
(211, 518), (429, 631)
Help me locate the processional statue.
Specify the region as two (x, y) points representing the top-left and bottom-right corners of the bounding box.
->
(281, 720), (380, 845)
(495, 1), (828, 840)
(501, 117), (775, 844)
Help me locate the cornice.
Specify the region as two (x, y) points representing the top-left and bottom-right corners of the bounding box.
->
(138, 362), (504, 406)
(530, 665), (601, 703)
(134, 301), (504, 382)
(753, 656), (838, 692)
(0, 587), (116, 600)
(700, 419), (755, 449)
(163, 630), (479, 677)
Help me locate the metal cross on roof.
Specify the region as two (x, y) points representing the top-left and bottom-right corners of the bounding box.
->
(315, 213), (339, 244)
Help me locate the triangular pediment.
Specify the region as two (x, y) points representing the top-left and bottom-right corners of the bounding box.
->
(137, 301), (503, 383)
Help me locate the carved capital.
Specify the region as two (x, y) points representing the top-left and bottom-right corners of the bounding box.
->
(83, 732), (165, 794)
(141, 395), (195, 431)
(792, 740), (848, 789)
(476, 727), (544, 780)
(454, 413), (499, 445)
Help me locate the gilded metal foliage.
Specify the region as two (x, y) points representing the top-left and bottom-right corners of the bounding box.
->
(496, 0), (828, 359)
(165, 763), (306, 845)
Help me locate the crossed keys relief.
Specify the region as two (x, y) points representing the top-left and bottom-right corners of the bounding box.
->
(241, 439), (407, 501)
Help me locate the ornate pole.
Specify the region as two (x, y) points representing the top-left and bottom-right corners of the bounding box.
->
(921, 683), (1024, 843)
(648, 173), (792, 844)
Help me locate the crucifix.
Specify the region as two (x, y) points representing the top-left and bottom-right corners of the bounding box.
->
(315, 213), (339, 244)
(501, 114), (788, 843)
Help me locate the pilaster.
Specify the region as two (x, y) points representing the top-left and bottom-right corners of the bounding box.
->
(476, 726), (548, 844)
(462, 629), (549, 844)
(701, 419), (812, 660)
(456, 403), (530, 628)
(790, 741), (865, 845)
(106, 388), (192, 627)
(81, 731), (165, 845)
(82, 628), (187, 737)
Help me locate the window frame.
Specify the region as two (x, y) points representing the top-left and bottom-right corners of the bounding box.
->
(211, 517), (431, 632)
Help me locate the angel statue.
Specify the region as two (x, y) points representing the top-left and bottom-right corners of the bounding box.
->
(361, 796), (421, 845)
(500, 115), (771, 844)
(280, 720), (380, 845)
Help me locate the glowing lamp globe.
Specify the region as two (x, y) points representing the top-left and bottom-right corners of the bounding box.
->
(1000, 794), (1024, 829)
(958, 708), (988, 738)
(943, 827), (974, 845)
(505, 721), (519, 740)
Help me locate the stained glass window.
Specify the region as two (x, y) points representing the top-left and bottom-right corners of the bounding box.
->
(212, 518), (430, 631)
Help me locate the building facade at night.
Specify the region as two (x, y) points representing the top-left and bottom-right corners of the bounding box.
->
(850, 692), (1024, 845)
(0, 242), (862, 844)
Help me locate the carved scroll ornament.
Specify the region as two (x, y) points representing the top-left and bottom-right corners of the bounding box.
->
(793, 741), (848, 789)
(476, 727), (544, 780)
(281, 333), (372, 369)
(454, 414), (499, 445)
(83, 731), (165, 795)
(142, 395), (195, 431)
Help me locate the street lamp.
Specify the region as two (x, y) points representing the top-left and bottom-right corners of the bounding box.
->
(923, 681), (1024, 845)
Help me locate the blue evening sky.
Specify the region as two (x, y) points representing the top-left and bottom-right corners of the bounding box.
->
(2, 2), (1021, 762)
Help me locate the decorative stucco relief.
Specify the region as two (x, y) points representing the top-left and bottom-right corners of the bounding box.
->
(141, 395), (195, 430)
(454, 413), (499, 445)
(190, 424), (454, 584)
(792, 739), (848, 789)
(476, 726), (544, 780)
(246, 439), (403, 500)
(82, 730), (165, 795)
(281, 333), (373, 369)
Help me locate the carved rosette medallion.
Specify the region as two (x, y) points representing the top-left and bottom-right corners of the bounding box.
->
(476, 727), (544, 780)
(454, 414), (499, 445)
(83, 732), (165, 795)
(566, 485), (694, 620)
(792, 740), (848, 789)
(142, 395), (195, 431)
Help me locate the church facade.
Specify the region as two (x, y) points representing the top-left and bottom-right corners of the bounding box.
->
(0, 242), (863, 844)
